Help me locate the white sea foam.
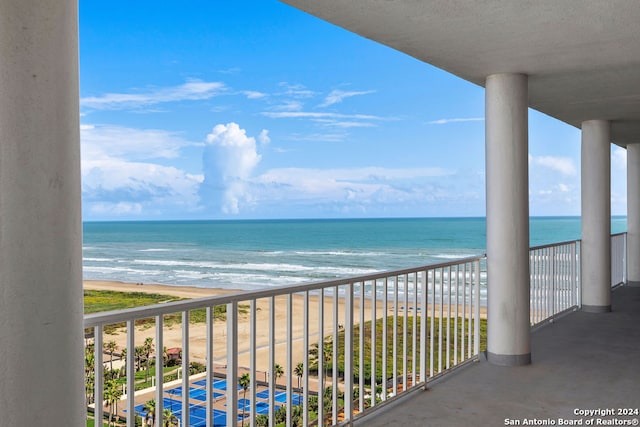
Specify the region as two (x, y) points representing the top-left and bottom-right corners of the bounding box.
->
(138, 248), (171, 252)
(83, 257), (115, 262)
(432, 253), (477, 260)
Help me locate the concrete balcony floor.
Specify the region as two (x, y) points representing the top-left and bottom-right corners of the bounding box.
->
(357, 285), (640, 427)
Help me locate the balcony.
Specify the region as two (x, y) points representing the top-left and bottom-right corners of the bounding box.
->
(83, 233), (634, 426)
(358, 284), (640, 427)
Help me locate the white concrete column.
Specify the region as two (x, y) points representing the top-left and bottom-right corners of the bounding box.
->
(581, 120), (612, 312)
(627, 144), (640, 286)
(0, 1), (85, 425)
(485, 73), (531, 366)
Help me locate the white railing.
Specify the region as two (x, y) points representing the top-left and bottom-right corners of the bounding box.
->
(84, 233), (627, 426)
(529, 240), (581, 327)
(611, 232), (627, 288)
(84, 256), (484, 427)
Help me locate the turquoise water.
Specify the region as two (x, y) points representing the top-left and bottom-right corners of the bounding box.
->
(83, 216), (627, 290)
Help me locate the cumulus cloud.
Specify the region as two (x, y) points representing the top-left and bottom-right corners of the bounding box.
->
(530, 155), (577, 176)
(81, 79), (226, 110)
(319, 89), (375, 107)
(200, 123), (263, 214)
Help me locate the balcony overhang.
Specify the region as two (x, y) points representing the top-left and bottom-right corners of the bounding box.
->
(280, 0), (640, 146)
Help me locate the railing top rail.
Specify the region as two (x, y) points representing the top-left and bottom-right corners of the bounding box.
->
(529, 239), (581, 252)
(84, 253), (485, 328)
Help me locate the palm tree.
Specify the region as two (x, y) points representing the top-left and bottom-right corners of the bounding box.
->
(104, 340), (117, 372)
(273, 363), (284, 384)
(309, 336), (332, 387)
(238, 373), (250, 426)
(294, 362), (304, 390)
(120, 347), (127, 378)
(142, 399), (156, 426)
(143, 337), (154, 382)
(135, 345), (144, 372)
(163, 408), (179, 426)
(104, 379), (123, 427)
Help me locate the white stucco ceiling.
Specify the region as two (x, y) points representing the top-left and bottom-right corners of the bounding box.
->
(280, 0), (640, 146)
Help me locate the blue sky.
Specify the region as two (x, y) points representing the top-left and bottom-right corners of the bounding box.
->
(79, 1), (627, 221)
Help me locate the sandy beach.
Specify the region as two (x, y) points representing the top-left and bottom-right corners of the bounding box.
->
(85, 280), (375, 374)
(85, 280), (485, 376)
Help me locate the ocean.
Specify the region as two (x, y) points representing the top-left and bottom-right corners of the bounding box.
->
(83, 216), (627, 290)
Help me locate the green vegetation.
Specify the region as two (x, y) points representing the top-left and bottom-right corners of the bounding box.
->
(84, 289), (249, 333)
(309, 316), (487, 383)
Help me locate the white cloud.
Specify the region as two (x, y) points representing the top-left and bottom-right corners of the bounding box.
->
(81, 79), (226, 110)
(278, 82), (316, 99)
(612, 146), (627, 171)
(262, 111), (381, 120)
(200, 123), (263, 214)
(530, 155), (577, 176)
(272, 100), (304, 111)
(81, 124), (203, 217)
(428, 117), (484, 125)
(320, 89), (375, 107)
(81, 124), (197, 161)
(258, 130), (271, 145)
(242, 90), (267, 99)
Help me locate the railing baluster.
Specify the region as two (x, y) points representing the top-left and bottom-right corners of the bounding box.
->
(438, 267), (443, 374)
(371, 279), (378, 406)
(303, 292), (309, 427)
(431, 268), (436, 374)
(268, 297), (275, 427)
(382, 278), (388, 401)
(156, 315), (164, 427)
(126, 320), (135, 427)
(474, 261), (481, 356)
(412, 272), (418, 386)
(344, 282), (354, 423)
(182, 311), (190, 427)
(286, 294), (292, 427)
(392, 276), (398, 394)
(419, 270), (427, 384)
(332, 286), (338, 423)
(461, 264), (466, 362)
(453, 265), (458, 366)
(403, 273), (408, 391)
(250, 300), (257, 427)
(359, 281), (365, 413)
(446, 266), (451, 370)
(226, 302), (237, 427)
(94, 325), (103, 427)
(317, 290), (324, 427)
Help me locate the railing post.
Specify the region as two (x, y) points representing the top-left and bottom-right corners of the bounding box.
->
(474, 261), (481, 356)
(181, 311), (190, 427)
(550, 246), (556, 320)
(420, 270), (427, 385)
(205, 308), (213, 427)
(226, 302), (238, 427)
(155, 315), (164, 427)
(344, 282), (354, 422)
(94, 325), (104, 427)
(126, 320), (135, 427)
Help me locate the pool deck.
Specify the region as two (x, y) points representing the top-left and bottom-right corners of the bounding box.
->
(355, 285), (640, 427)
